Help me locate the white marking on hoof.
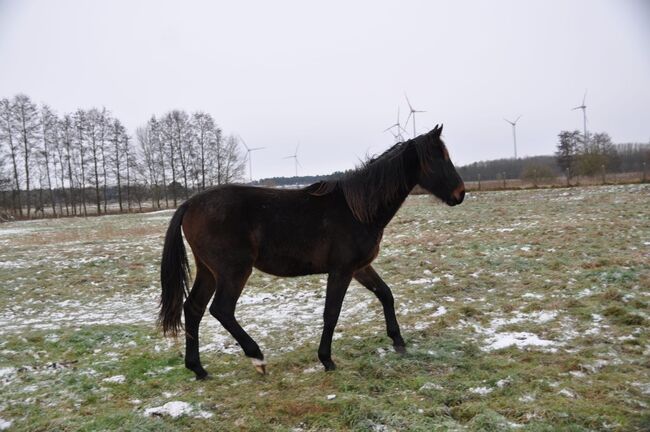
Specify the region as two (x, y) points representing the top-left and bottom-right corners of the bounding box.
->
(251, 358), (267, 375)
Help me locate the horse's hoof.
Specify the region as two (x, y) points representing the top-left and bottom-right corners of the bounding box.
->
(252, 358), (267, 375)
(196, 373), (211, 381)
(394, 345), (407, 355)
(322, 360), (337, 371)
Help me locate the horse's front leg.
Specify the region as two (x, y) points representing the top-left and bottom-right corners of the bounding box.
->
(354, 265), (406, 353)
(318, 271), (353, 371)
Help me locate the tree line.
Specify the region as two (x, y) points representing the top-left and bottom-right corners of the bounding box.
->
(458, 131), (649, 183)
(0, 93), (245, 219)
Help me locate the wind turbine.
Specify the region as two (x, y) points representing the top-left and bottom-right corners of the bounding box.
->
(403, 93), (426, 138)
(383, 106), (407, 143)
(239, 136), (265, 183)
(283, 143), (301, 178)
(572, 90), (588, 145)
(503, 115), (522, 159)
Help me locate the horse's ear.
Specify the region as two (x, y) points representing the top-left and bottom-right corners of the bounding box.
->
(439, 124), (444, 135)
(432, 124), (442, 137)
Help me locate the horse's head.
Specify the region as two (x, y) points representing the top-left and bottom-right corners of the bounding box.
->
(414, 125), (465, 206)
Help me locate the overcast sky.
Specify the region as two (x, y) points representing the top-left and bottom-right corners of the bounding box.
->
(1, 0), (648, 180)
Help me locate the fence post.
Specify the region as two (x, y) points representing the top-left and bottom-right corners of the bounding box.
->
(478, 173), (481, 191)
(601, 164), (606, 185)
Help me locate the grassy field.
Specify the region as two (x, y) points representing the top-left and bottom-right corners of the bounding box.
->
(0, 184), (648, 431)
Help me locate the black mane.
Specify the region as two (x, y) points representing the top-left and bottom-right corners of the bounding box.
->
(305, 129), (444, 223)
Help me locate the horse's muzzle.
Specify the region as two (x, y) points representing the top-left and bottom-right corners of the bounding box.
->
(447, 184), (465, 206)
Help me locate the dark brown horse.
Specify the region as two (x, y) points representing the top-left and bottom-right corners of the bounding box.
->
(160, 124), (464, 379)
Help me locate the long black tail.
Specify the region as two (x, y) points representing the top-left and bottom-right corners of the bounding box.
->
(159, 202), (191, 337)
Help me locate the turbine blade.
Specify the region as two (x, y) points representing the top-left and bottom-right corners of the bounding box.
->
(249, 147), (265, 151)
(404, 111), (412, 127)
(404, 92), (414, 111)
(582, 89), (587, 106)
(283, 155), (293, 159)
(515, 115), (522, 123)
(238, 135), (250, 151)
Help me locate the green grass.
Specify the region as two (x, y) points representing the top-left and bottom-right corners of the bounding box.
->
(0, 184), (649, 431)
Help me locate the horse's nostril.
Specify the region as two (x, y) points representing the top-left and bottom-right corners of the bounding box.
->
(452, 184), (465, 204)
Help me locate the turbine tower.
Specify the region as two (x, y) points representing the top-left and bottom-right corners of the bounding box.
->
(403, 93), (426, 138)
(504, 115), (522, 159)
(239, 136), (265, 183)
(572, 90), (588, 145)
(384, 106), (407, 143)
(283, 143), (301, 178)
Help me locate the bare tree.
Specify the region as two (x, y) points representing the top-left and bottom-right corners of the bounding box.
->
(110, 119), (126, 212)
(170, 110), (193, 198)
(149, 116), (169, 208)
(13, 94), (41, 217)
(60, 115), (76, 215)
(217, 134), (246, 184)
(97, 108), (110, 213)
(123, 133), (134, 212)
(160, 114), (178, 207)
(40, 104), (59, 216)
(86, 108), (106, 214)
(73, 109), (88, 216)
(137, 125), (162, 208)
(52, 122), (69, 216)
(191, 111), (218, 190)
(0, 98), (22, 216)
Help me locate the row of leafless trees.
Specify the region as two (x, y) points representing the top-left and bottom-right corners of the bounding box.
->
(0, 94), (245, 219)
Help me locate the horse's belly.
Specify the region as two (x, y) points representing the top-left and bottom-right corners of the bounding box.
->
(254, 238), (329, 277)
(254, 253), (327, 277)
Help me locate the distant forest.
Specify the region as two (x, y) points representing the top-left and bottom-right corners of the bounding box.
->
(256, 140), (650, 186)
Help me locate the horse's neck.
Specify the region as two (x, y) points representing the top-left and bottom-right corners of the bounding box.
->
(371, 174), (418, 229)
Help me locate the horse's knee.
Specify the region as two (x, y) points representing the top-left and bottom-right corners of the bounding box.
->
(208, 304), (227, 323)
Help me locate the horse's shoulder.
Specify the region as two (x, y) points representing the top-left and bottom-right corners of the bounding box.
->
(303, 180), (338, 196)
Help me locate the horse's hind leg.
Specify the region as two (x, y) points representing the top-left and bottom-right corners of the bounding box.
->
(354, 265), (406, 353)
(208, 266), (267, 374)
(184, 260), (216, 380)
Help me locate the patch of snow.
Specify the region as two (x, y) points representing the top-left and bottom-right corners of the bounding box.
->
(558, 388), (576, 398)
(102, 375), (126, 384)
(469, 386), (493, 395)
(496, 377), (512, 388)
(0, 367), (16, 379)
(419, 382), (443, 392)
(482, 331), (557, 351)
(144, 401), (212, 419)
(518, 394), (535, 403)
(326, 394), (336, 400)
(0, 419), (12, 431)
(522, 293), (544, 300)
(432, 306), (447, 317)
(406, 277), (441, 285)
